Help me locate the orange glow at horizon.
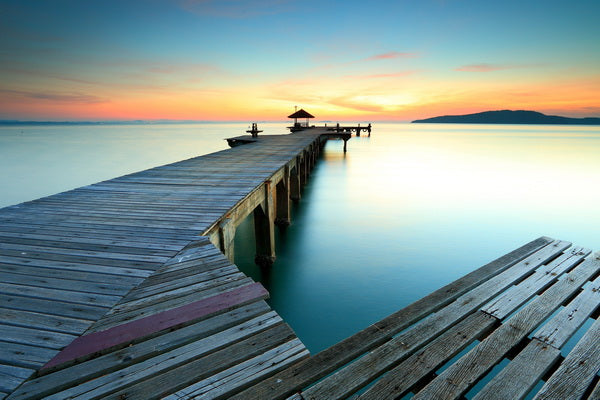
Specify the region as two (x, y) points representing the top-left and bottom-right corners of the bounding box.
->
(1, 71), (598, 121)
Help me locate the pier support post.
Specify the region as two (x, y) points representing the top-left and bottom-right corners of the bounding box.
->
(343, 138), (348, 153)
(290, 165), (301, 201)
(219, 217), (236, 263)
(275, 167), (291, 227)
(299, 155), (307, 187)
(356, 123), (361, 136)
(254, 181), (276, 269)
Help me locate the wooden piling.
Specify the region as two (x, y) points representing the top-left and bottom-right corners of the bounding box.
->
(253, 181), (276, 269)
(275, 167), (291, 227)
(290, 164), (301, 201)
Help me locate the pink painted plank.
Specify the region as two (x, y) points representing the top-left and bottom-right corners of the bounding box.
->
(42, 282), (268, 370)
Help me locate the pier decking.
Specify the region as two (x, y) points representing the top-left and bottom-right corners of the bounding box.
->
(2, 125), (599, 399)
(0, 130), (326, 399)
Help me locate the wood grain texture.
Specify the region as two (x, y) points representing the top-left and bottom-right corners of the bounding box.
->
(43, 323), (296, 400)
(357, 311), (496, 400)
(532, 310), (600, 399)
(472, 339), (561, 400)
(534, 274), (600, 348)
(42, 282), (268, 370)
(481, 247), (589, 320)
(9, 304), (274, 400)
(412, 253), (600, 400)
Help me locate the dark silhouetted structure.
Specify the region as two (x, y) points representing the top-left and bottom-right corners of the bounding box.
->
(288, 108), (315, 131)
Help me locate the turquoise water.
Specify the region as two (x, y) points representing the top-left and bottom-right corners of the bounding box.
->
(232, 123), (600, 353)
(2, 122), (599, 359)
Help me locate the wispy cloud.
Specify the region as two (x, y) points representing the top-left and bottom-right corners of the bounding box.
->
(145, 62), (221, 75)
(364, 52), (418, 61)
(455, 63), (537, 72)
(179, 0), (295, 18)
(345, 71), (418, 79)
(0, 89), (107, 104)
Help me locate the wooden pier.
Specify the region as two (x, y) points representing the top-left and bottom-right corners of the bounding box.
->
(0, 129), (327, 399)
(2, 124), (599, 399)
(227, 125), (357, 152)
(325, 123), (372, 137)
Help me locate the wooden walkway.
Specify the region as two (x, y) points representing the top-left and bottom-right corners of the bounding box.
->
(0, 130), (326, 399)
(232, 237), (600, 400)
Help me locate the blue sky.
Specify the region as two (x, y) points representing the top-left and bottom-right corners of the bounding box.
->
(1, 0), (598, 120)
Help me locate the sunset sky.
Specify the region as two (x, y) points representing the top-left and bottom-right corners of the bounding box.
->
(1, 0), (598, 121)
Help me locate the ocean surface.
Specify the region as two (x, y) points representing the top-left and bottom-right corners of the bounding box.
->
(2, 122), (599, 395)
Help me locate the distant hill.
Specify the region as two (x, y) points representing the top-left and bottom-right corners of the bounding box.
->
(412, 110), (600, 125)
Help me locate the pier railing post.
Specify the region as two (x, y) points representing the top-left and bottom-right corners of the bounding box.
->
(275, 166), (291, 227)
(254, 181), (276, 269)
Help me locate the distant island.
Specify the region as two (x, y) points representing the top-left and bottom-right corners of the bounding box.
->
(412, 110), (600, 125)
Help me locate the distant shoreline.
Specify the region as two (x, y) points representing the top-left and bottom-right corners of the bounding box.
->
(412, 110), (600, 125)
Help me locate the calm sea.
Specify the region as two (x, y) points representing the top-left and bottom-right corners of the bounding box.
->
(2, 122), (599, 365)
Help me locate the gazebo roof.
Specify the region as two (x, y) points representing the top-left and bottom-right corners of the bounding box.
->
(288, 109), (315, 119)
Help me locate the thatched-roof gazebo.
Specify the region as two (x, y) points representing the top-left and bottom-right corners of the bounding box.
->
(288, 108), (315, 131)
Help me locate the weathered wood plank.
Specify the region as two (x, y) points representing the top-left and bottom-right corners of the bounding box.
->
(411, 253), (599, 400)
(0, 250), (162, 271)
(481, 247), (589, 320)
(0, 235), (178, 256)
(121, 265), (239, 301)
(284, 394), (304, 400)
(94, 276), (253, 324)
(167, 340), (309, 400)
(0, 294), (109, 320)
(0, 271), (133, 296)
(0, 323), (77, 349)
(532, 315), (600, 399)
(0, 282), (121, 307)
(357, 311), (497, 400)
(0, 256), (154, 278)
(9, 303), (273, 400)
(0, 308), (92, 335)
(473, 275), (600, 400)
(0, 263), (143, 287)
(230, 236), (556, 400)
(589, 380), (600, 400)
(534, 274), (600, 348)
(0, 230), (187, 251)
(0, 364), (34, 393)
(0, 243), (171, 264)
(472, 339), (561, 400)
(42, 282), (268, 370)
(43, 323), (296, 400)
(0, 341), (59, 369)
(0, 222), (198, 241)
